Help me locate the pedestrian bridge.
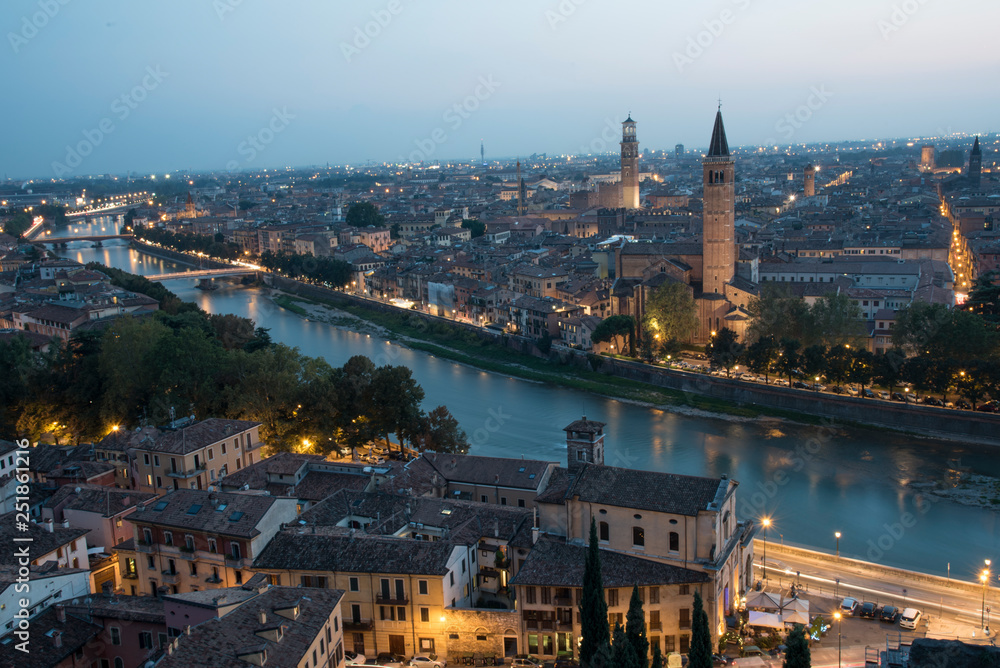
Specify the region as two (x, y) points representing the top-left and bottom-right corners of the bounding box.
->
(145, 268), (258, 281)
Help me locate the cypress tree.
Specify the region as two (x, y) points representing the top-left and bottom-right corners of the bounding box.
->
(651, 644), (664, 668)
(783, 624), (811, 668)
(689, 591), (713, 668)
(626, 585), (650, 668)
(580, 518), (610, 668)
(613, 621), (640, 668)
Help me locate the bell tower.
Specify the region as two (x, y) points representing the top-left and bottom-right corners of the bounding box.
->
(702, 109), (736, 296)
(564, 417), (605, 473)
(969, 136), (982, 190)
(620, 115), (640, 209)
(804, 164), (816, 198)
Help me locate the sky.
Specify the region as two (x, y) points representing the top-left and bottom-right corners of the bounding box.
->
(2, 0), (997, 179)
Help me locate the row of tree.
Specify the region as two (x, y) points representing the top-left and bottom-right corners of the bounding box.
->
(258, 250), (353, 287)
(2, 270), (467, 454)
(137, 227), (244, 262)
(747, 287), (867, 348)
(577, 517), (810, 668)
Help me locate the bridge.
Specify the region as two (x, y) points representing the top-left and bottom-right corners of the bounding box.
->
(40, 235), (134, 244)
(145, 268), (258, 281)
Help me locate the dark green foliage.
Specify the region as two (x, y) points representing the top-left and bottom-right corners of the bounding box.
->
(743, 335), (779, 383)
(626, 585), (649, 668)
(259, 251), (352, 287)
(643, 282), (699, 343)
(137, 226), (243, 261)
(580, 518), (611, 668)
(783, 624), (810, 668)
(1, 211), (32, 237)
(345, 201), (385, 228)
(613, 622), (640, 668)
(706, 328), (744, 377)
(85, 262), (199, 315)
(689, 591), (713, 668)
(776, 338), (802, 385)
(461, 219), (486, 238)
(593, 315), (636, 356)
(651, 645), (664, 668)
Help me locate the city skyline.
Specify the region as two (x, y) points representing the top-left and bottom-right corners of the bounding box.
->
(2, 0), (998, 178)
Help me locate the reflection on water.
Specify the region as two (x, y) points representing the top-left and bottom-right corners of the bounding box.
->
(50, 232), (1000, 577)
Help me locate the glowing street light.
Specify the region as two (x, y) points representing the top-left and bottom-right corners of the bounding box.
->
(834, 611), (842, 668)
(761, 517), (772, 584)
(835, 531), (841, 558)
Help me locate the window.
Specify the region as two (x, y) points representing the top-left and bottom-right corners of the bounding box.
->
(607, 589), (618, 607)
(115, 659), (124, 668)
(599, 521), (609, 542)
(518, 499), (525, 507)
(633, 526), (645, 547)
(189, 562), (197, 576)
(208, 448), (214, 461)
(139, 631), (153, 649)
(208, 538), (217, 554)
(222, 442), (227, 455)
(541, 587), (551, 605)
(650, 587), (659, 604)
(650, 609), (662, 630)
(349, 577), (360, 592)
(500, 497), (507, 506)
(449, 572), (454, 586)
(142, 528), (152, 544)
(481, 495), (488, 503)
(110, 627), (121, 645)
(525, 587), (536, 604)
(679, 584), (690, 596)
(665, 635), (676, 652)
(397, 607), (406, 621)
(418, 579), (428, 595)
(421, 607), (430, 623)
(143, 453), (150, 465)
(154, 455), (160, 467)
(679, 608), (691, 629)
(680, 635), (690, 653)
(669, 531), (680, 552)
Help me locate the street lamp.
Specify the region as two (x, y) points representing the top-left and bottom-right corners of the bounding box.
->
(835, 531), (841, 558)
(761, 517), (771, 585)
(982, 568), (990, 630)
(834, 611), (842, 668)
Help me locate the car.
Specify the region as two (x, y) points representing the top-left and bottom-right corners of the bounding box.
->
(553, 660), (580, 668)
(511, 658), (543, 667)
(862, 389), (876, 399)
(956, 400), (972, 410)
(859, 601), (878, 619)
(793, 381), (810, 389)
(345, 652), (366, 666)
(742, 646), (764, 658)
(890, 392), (906, 402)
(923, 396), (943, 406)
(831, 386), (846, 395)
(376, 653), (408, 667)
(899, 608), (922, 629)
(840, 597), (859, 615)
(409, 656), (446, 667)
(712, 654), (732, 666)
(977, 401), (999, 413)
(880, 605), (900, 623)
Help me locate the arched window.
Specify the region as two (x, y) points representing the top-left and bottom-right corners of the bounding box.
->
(669, 531), (680, 552)
(632, 527), (645, 547)
(115, 659), (125, 668)
(599, 522), (609, 543)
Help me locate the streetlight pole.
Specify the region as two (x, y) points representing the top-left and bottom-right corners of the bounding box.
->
(982, 570), (989, 630)
(761, 517), (771, 586)
(835, 531), (841, 558)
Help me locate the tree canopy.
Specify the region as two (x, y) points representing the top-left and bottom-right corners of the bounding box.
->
(643, 282), (698, 344)
(593, 315), (636, 356)
(346, 201), (385, 228)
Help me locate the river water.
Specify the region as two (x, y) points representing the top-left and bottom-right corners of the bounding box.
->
(51, 219), (1000, 579)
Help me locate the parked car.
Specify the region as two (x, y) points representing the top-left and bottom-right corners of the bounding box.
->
(742, 646), (764, 658)
(890, 392), (906, 402)
(345, 652), (366, 666)
(831, 386), (846, 394)
(956, 400), (972, 410)
(862, 389), (876, 399)
(840, 597), (859, 615)
(977, 401), (999, 413)
(712, 654), (732, 666)
(410, 656), (446, 667)
(511, 657), (543, 667)
(923, 396), (943, 406)
(553, 660), (580, 668)
(880, 605), (900, 623)
(899, 608), (922, 629)
(859, 601), (878, 619)
(376, 653), (408, 667)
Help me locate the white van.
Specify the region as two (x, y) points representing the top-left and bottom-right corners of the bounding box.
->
(899, 608), (922, 629)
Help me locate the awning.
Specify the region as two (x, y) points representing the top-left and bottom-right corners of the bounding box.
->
(748, 611), (784, 629)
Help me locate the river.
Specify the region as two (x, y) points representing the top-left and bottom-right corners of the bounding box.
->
(50, 219), (1000, 580)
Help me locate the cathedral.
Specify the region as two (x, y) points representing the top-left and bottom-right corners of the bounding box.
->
(611, 109), (756, 343)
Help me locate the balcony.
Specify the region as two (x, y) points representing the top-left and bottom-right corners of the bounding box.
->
(649, 622), (663, 631)
(224, 555), (249, 569)
(553, 596), (573, 607)
(161, 571), (180, 585)
(166, 464), (205, 479)
(375, 595), (409, 605)
(557, 619), (574, 631)
(122, 572), (138, 580)
(344, 619), (374, 631)
(135, 541), (155, 554)
(204, 575), (223, 585)
(178, 547), (197, 560)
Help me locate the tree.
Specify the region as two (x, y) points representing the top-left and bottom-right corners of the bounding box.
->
(746, 284), (813, 344)
(651, 645), (664, 668)
(613, 622), (640, 668)
(743, 335), (779, 383)
(706, 328), (744, 378)
(415, 406), (469, 454)
(370, 365), (425, 451)
(689, 591), (713, 668)
(209, 313), (256, 350)
(461, 219), (486, 238)
(626, 585), (649, 668)
(593, 315), (636, 356)
(823, 345), (852, 387)
(1, 211), (33, 238)
(346, 201), (385, 228)
(783, 624), (811, 668)
(580, 518), (611, 668)
(966, 271), (1000, 328)
(873, 350), (906, 394)
(848, 348), (875, 393)
(810, 294), (865, 347)
(643, 282), (698, 343)
(638, 326), (658, 364)
(801, 344), (827, 384)
(776, 338), (802, 385)
(956, 361), (991, 407)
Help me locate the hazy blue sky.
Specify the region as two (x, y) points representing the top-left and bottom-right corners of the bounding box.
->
(3, 0), (997, 178)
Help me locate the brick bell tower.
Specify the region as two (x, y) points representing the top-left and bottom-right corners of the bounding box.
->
(702, 108), (736, 296)
(564, 417), (605, 473)
(620, 115), (640, 209)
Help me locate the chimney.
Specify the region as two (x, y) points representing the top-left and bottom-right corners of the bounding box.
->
(494, 517), (499, 538)
(184, 625), (191, 636)
(44, 518), (54, 533)
(258, 609), (267, 624)
(55, 605), (66, 623)
(532, 526), (539, 545)
(61, 519), (70, 529)
(52, 630), (63, 648)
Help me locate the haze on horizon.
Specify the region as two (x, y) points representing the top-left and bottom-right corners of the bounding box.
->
(2, 0), (997, 180)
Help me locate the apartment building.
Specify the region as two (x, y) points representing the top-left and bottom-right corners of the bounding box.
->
(118, 489), (298, 597)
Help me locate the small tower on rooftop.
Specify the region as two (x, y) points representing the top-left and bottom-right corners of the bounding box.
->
(564, 416), (606, 472)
